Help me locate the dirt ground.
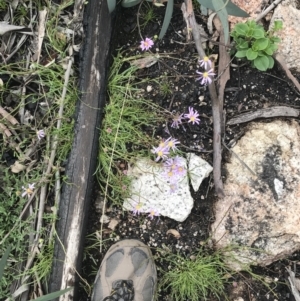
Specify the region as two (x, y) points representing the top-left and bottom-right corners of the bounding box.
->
(80, 2), (300, 301)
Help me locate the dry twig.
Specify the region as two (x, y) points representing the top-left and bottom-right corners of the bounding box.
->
(182, 0), (224, 197)
(255, 0), (284, 22)
(274, 53), (300, 94)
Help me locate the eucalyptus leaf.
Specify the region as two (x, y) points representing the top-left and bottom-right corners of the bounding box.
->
(107, 0), (116, 13)
(197, 0), (249, 17)
(200, 5), (208, 15)
(254, 55), (269, 71)
(158, 0), (173, 39)
(212, 0), (229, 43)
(0, 246), (11, 280)
(121, 0), (142, 8)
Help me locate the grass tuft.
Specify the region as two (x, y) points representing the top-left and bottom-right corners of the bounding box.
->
(96, 52), (166, 206)
(159, 249), (229, 301)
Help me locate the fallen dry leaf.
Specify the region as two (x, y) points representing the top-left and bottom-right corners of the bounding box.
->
(166, 229), (181, 239)
(11, 161), (26, 173)
(108, 218), (120, 231)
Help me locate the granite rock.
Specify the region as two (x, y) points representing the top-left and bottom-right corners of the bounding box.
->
(212, 120), (300, 270)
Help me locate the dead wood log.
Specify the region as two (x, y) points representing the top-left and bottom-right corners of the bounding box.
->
(48, 0), (114, 299)
(227, 106), (300, 125)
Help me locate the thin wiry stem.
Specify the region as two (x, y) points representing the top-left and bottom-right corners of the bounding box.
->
(100, 81), (131, 253)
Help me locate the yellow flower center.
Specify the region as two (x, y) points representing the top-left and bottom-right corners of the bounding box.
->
(167, 171), (173, 177)
(203, 72), (208, 78)
(135, 203), (143, 210)
(203, 56), (209, 61)
(158, 150), (163, 157)
(26, 188), (33, 194)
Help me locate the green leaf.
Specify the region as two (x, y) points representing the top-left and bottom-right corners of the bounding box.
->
(271, 36), (281, 43)
(212, 0), (229, 43)
(0, 246), (11, 280)
(253, 38), (269, 50)
(158, 0), (173, 39)
(234, 23), (248, 36)
(247, 20), (257, 29)
(253, 29), (265, 39)
(245, 28), (254, 37)
(121, 0), (142, 8)
(254, 55), (269, 71)
(235, 50), (247, 58)
(107, 0), (116, 13)
(197, 0), (249, 17)
(238, 40), (249, 49)
(264, 47), (273, 56)
(246, 48), (258, 60)
(268, 56), (274, 69)
(30, 288), (73, 301)
(274, 20), (283, 31)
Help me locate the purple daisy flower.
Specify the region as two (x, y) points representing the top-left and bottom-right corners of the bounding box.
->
(184, 107), (200, 125)
(199, 56), (212, 70)
(132, 202), (144, 215)
(140, 38), (154, 51)
(148, 208), (160, 220)
(152, 145), (170, 162)
(171, 113), (184, 129)
(196, 69), (215, 85)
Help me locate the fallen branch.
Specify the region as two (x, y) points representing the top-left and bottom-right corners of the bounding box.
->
(255, 0), (284, 22)
(286, 267), (300, 301)
(227, 106), (299, 125)
(274, 53), (300, 94)
(182, 0), (224, 198)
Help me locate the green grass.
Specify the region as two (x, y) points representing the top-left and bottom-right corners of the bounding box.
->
(159, 249), (229, 301)
(0, 1), (77, 298)
(96, 52), (166, 206)
(139, 2), (158, 29)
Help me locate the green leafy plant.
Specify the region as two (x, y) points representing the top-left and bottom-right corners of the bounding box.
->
(231, 20), (283, 71)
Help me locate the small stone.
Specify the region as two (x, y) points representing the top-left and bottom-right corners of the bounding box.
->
(100, 215), (110, 224)
(147, 85), (152, 92)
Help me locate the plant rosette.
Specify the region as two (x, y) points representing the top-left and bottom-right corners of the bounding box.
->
(231, 20), (282, 71)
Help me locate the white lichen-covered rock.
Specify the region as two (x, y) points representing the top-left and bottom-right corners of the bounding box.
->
(270, 0), (300, 71)
(187, 153), (213, 192)
(123, 154), (212, 222)
(211, 120), (300, 270)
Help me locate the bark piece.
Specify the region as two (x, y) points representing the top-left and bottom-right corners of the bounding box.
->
(227, 106), (300, 125)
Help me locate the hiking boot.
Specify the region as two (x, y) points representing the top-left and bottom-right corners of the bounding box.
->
(91, 239), (157, 301)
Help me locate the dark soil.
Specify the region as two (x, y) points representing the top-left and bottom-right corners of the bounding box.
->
(80, 2), (300, 301)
